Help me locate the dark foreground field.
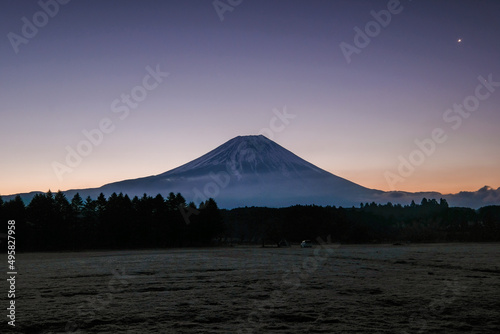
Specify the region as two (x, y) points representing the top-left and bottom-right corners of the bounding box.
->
(8, 243), (500, 333)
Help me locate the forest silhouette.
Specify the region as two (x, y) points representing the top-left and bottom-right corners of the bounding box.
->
(1, 191), (499, 252)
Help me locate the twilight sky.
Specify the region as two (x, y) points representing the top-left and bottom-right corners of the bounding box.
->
(1, 0), (499, 196)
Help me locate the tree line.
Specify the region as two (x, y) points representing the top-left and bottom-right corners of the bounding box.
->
(1, 192), (499, 252)
(222, 198), (500, 244)
(0, 191), (224, 252)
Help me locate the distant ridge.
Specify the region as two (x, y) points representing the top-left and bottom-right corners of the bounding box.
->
(3, 135), (500, 208)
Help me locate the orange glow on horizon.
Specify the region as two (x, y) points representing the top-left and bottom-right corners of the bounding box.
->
(3, 170), (498, 198)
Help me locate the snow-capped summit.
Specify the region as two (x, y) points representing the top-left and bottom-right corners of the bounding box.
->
(160, 135), (324, 178)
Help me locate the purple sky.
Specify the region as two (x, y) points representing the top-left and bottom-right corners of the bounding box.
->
(1, 0), (500, 196)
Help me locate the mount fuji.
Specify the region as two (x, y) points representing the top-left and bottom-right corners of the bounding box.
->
(94, 135), (384, 208)
(4, 135), (500, 208)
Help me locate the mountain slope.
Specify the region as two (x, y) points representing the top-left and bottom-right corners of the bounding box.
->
(98, 135), (382, 207)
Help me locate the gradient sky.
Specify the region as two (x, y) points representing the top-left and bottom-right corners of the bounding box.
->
(1, 0), (499, 196)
